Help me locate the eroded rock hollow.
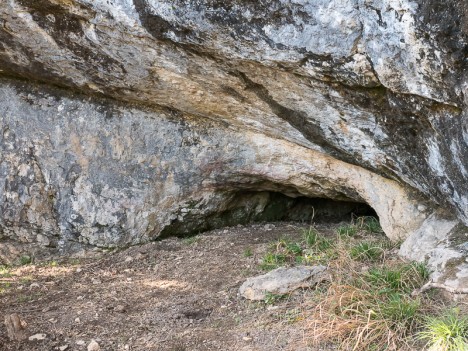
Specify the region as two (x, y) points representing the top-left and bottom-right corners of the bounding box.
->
(0, 0), (467, 289)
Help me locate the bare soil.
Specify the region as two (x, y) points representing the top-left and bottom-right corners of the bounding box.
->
(0, 222), (336, 351)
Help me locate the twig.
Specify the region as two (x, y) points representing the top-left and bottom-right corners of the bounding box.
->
(412, 281), (468, 296)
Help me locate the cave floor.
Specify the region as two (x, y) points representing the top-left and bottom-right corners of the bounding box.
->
(0, 222), (339, 351)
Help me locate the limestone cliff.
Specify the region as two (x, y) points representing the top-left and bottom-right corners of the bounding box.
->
(0, 0), (467, 289)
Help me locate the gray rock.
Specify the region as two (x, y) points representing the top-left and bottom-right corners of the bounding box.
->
(28, 333), (47, 341)
(400, 215), (468, 291)
(0, 0), (467, 286)
(87, 340), (100, 351)
(239, 266), (328, 300)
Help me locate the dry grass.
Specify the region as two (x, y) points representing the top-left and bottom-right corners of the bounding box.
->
(301, 228), (436, 351)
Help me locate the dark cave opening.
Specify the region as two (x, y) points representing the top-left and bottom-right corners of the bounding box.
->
(159, 191), (377, 238)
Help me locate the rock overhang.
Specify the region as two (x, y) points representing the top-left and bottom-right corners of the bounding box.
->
(0, 0), (467, 289)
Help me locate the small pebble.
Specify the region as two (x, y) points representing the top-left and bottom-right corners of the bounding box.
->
(87, 340), (100, 351)
(114, 305), (126, 313)
(29, 333), (47, 341)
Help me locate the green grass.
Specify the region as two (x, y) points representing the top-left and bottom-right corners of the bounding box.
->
(302, 228), (332, 251)
(350, 242), (383, 261)
(252, 217), (456, 351)
(377, 293), (421, 326)
(264, 292), (287, 305)
(243, 248), (253, 257)
(19, 255), (32, 265)
(419, 309), (468, 351)
(303, 227), (321, 246)
(285, 241), (303, 255)
(182, 236), (199, 245)
(356, 216), (383, 234)
(337, 224), (358, 237)
(0, 265), (12, 278)
(259, 231), (335, 271)
(413, 261), (431, 281)
(365, 262), (428, 294)
(308, 251), (433, 350)
(260, 252), (288, 271)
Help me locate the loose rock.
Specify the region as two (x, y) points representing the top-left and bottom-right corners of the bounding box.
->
(239, 265), (329, 300)
(28, 333), (47, 341)
(87, 340), (100, 351)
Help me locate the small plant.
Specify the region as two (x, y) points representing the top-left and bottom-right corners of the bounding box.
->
(337, 224), (358, 237)
(419, 309), (468, 351)
(0, 265), (12, 278)
(377, 293), (421, 326)
(69, 258), (81, 265)
(259, 238), (307, 270)
(303, 227), (320, 247)
(183, 236), (199, 245)
(243, 248), (253, 257)
(356, 216), (383, 234)
(307, 257), (432, 350)
(260, 252), (287, 271)
(413, 261), (431, 282)
(0, 282), (12, 295)
(281, 308), (303, 323)
(365, 262), (428, 294)
(20, 276), (33, 284)
(287, 242), (303, 255)
(302, 228), (331, 251)
(264, 292), (287, 305)
(350, 242), (383, 261)
(19, 255), (32, 265)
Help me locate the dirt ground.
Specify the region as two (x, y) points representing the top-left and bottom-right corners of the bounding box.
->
(0, 222), (337, 351)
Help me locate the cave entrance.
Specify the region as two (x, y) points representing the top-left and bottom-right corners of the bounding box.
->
(159, 191), (377, 238)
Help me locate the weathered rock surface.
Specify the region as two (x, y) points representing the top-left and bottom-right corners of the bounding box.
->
(239, 265), (328, 300)
(400, 214), (468, 292)
(0, 1), (467, 285)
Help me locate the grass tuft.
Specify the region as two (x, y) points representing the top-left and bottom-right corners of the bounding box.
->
(0, 265), (12, 278)
(356, 216), (383, 234)
(183, 236), (199, 245)
(419, 309), (468, 351)
(337, 224), (358, 237)
(305, 238), (432, 351)
(350, 242), (383, 261)
(243, 248), (253, 257)
(302, 227), (332, 251)
(19, 255), (32, 265)
(264, 292), (287, 305)
(260, 252), (287, 271)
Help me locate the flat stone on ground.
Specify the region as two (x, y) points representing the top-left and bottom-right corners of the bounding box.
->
(239, 265), (328, 300)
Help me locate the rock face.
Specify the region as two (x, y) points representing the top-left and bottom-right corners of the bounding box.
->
(0, 1), (467, 285)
